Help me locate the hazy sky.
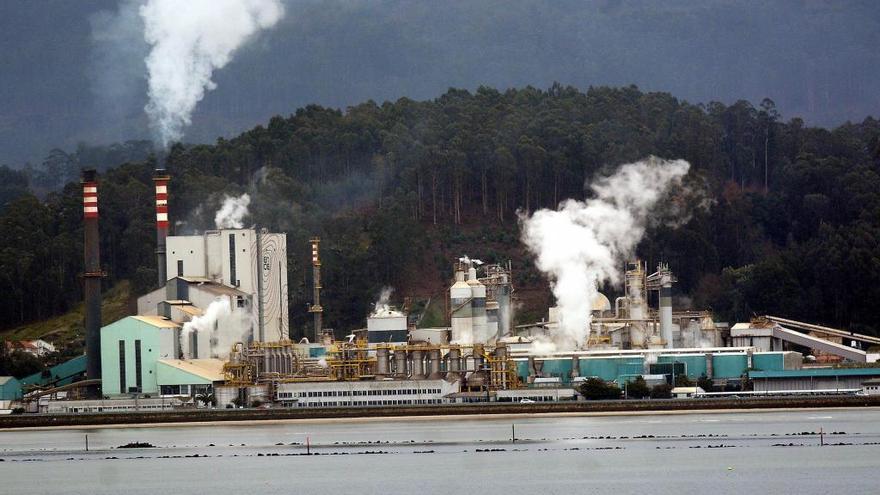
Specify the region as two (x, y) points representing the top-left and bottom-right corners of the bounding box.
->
(1, 0), (878, 165)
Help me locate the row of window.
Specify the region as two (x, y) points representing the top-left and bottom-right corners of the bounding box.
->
(59, 404), (173, 413)
(160, 384), (211, 396)
(294, 399), (444, 407)
(277, 388), (443, 399)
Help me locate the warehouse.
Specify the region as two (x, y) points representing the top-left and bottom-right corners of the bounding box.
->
(274, 379), (458, 408)
(100, 315), (225, 397)
(749, 368), (880, 393)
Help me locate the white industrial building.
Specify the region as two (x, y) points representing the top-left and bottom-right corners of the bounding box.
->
(367, 309), (408, 344)
(274, 379), (459, 407)
(138, 228), (289, 344)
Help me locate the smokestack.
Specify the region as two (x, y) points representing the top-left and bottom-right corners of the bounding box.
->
(153, 168), (170, 286)
(308, 237), (323, 343)
(658, 264), (674, 349)
(82, 170), (102, 396)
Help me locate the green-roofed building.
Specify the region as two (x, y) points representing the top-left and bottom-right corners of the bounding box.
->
(100, 315), (224, 397)
(0, 376), (22, 401)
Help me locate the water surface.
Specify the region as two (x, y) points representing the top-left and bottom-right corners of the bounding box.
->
(1, 408), (877, 494)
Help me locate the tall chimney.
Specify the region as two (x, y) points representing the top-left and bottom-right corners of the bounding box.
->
(82, 169), (102, 396)
(308, 237), (323, 343)
(153, 168), (170, 286)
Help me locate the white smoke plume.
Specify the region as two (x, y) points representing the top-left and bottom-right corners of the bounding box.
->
(215, 193), (251, 229)
(180, 297), (253, 360)
(371, 286), (403, 317)
(140, 0), (285, 147)
(519, 157), (691, 351)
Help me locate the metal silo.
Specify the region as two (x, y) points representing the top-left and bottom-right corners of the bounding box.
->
(468, 267), (487, 343)
(450, 264), (474, 343)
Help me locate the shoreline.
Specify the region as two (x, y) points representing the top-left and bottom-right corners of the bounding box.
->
(4, 405), (880, 432)
(3, 395), (880, 431)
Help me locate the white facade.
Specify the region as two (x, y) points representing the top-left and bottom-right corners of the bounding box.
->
(367, 314), (407, 332)
(275, 379), (459, 407)
(166, 229), (288, 341)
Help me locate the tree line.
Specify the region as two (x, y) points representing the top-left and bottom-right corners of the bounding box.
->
(1, 84), (879, 346)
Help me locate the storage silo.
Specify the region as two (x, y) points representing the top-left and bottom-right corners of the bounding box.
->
(468, 267), (488, 343)
(486, 300), (500, 343)
(450, 266), (474, 343)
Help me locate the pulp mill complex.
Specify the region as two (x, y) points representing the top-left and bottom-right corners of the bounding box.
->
(4, 169), (880, 414)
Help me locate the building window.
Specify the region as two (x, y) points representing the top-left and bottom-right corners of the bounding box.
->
(177, 260), (184, 276)
(228, 234), (237, 287)
(135, 340), (142, 392)
(119, 340), (126, 393)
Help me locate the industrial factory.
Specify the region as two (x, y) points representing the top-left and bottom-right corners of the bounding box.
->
(6, 168), (880, 415)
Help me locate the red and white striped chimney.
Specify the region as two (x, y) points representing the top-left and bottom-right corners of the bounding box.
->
(81, 169), (102, 396)
(153, 168), (170, 286)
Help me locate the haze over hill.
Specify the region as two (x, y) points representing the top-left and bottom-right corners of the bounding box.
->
(1, 0), (879, 165)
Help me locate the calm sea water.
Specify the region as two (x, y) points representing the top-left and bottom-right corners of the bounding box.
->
(1, 408), (879, 494)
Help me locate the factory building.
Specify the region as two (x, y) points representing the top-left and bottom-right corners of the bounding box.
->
(0, 376), (22, 403)
(367, 308), (408, 344)
(450, 258), (514, 344)
(748, 368), (880, 393)
(518, 261), (725, 350)
(512, 349), (803, 387)
(99, 316), (225, 397)
(275, 379), (457, 408)
(148, 228), (290, 342)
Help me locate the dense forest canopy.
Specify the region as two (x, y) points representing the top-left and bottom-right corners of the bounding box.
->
(2, 84), (880, 349)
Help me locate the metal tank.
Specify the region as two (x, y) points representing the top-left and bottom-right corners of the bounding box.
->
(486, 300), (500, 343)
(450, 266), (474, 343)
(658, 265), (675, 349)
(215, 385), (242, 409)
(468, 267), (488, 343)
(427, 348), (443, 379)
(394, 349), (408, 377)
(376, 347), (390, 377)
(467, 344), (488, 389)
(625, 261), (648, 348)
(247, 384), (270, 407)
(445, 346), (462, 382)
(410, 349), (426, 379)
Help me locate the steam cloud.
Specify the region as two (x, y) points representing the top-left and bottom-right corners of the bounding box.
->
(140, 0), (285, 147)
(181, 297), (253, 359)
(215, 193), (251, 229)
(519, 157), (691, 351)
(371, 286), (403, 317)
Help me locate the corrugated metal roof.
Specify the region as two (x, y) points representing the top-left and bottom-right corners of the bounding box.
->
(131, 315), (181, 328)
(195, 283), (249, 297)
(174, 276), (213, 283)
(157, 359), (225, 381)
(175, 305), (203, 317)
(749, 368), (880, 379)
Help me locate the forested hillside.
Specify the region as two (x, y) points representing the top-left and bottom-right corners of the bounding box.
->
(2, 84), (880, 349)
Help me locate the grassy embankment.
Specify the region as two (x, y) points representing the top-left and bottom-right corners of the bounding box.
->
(0, 280), (133, 352)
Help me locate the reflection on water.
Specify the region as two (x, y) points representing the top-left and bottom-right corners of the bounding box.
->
(1, 408), (879, 494)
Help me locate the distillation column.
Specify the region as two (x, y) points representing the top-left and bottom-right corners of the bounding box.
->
(308, 238), (323, 343)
